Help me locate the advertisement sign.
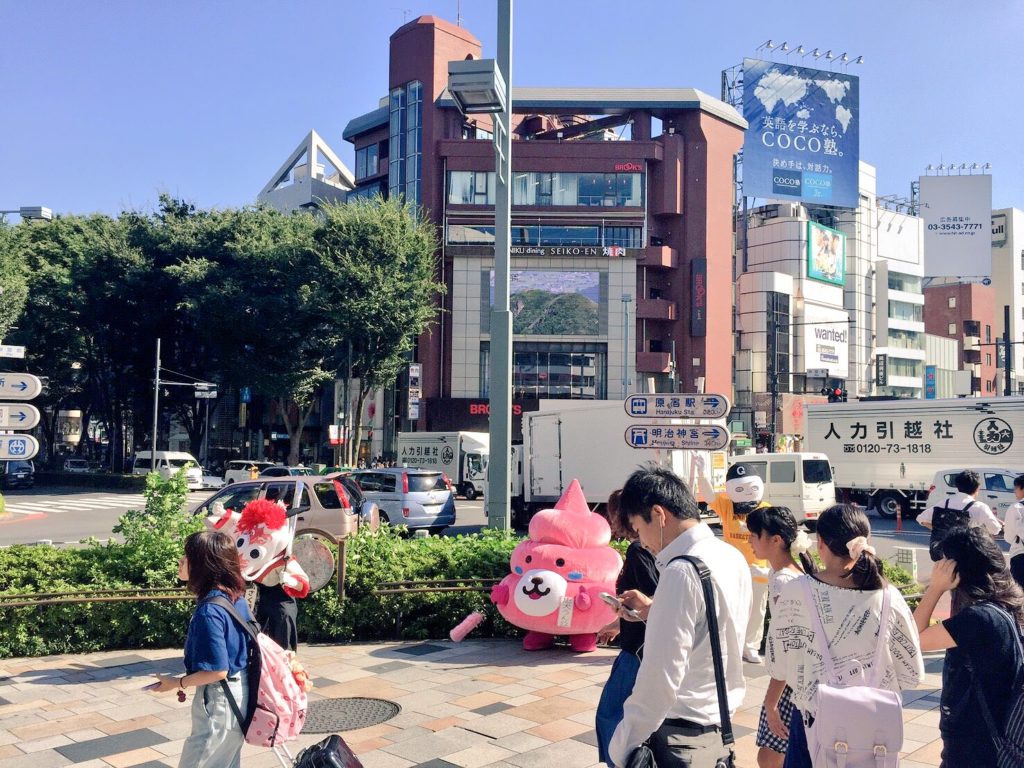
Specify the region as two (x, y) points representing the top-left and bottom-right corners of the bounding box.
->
(925, 365), (937, 399)
(690, 257), (707, 337)
(801, 303), (849, 378)
(408, 363), (422, 421)
(876, 354), (888, 387)
(919, 175), (993, 277)
(807, 221), (846, 285)
(992, 212), (1008, 248)
(490, 270), (600, 335)
(742, 58), (860, 208)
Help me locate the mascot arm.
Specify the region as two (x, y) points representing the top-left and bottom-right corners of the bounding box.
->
(574, 584), (592, 611)
(205, 502), (240, 532)
(490, 582), (510, 606)
(280, 559), (311, 599)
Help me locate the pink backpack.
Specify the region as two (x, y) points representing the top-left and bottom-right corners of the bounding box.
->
(802, 580), (903, 767)
(209, 597), (307, 747)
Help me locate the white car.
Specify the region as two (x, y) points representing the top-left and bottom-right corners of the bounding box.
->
(63, 458), (92, 473)
(924, 468), (1022, 522)
(223, 460), (277, 485)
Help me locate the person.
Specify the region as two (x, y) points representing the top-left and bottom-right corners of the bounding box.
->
(914, 525), (1024, 767)
(765, 504), (923, 768)
(595, 489), (660, 767)
(609, 466), (751, 768)
(149, 530), (253, 768)
(745, 506), (814, 768)
(696, 457), (771, 663)
(1004, 475), (1024, 589)
(917, 469), (1002, 540)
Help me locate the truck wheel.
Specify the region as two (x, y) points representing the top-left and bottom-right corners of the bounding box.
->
(463, 485), (477, 501)
(875, 492), (907, 520)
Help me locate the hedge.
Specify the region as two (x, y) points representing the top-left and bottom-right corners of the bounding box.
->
(34, 471), (148, 490)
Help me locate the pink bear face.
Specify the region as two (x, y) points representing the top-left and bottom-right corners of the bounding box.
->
(508, 540), (620, 620)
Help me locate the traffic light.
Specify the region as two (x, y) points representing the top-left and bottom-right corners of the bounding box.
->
(841, 389), (848, 402)
(823, 387), (845, 403)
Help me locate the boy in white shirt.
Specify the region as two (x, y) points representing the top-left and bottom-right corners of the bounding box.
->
(1004, 474), (1024, 589)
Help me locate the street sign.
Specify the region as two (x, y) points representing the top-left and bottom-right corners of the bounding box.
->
(195, 390), (218, 399)
(806, 368), (828, 379)
(240, 386), (252, 403)
(624, 424), (732, 451)
(0, 434), (40, 461)
(0, 373), (42, 400)
(624, 393), (731, 420)
(0, 345), (25, 359)
(0, 403), (41, 430)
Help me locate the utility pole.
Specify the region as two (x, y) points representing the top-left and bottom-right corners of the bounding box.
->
(767, 300), (778, 449)
(1004, 305), (1012, 397)
(151, 338), (160, 472)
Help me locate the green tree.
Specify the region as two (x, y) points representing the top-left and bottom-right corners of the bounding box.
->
(0, 221), (29, 340)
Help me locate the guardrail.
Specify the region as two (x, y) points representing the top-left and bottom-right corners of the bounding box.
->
(0, 586), (189, 608)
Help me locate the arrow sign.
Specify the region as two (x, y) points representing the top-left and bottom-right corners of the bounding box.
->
(0, 374), (42, 401)
(624, 423), (732, 451)
(0, 434), (40, 461)
(624, 393), (731, 420)
(0, 403), (41, 430)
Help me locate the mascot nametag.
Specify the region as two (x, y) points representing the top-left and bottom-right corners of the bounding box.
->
(557, 597), (574, 628)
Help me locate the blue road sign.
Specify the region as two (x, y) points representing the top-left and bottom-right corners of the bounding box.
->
(0, 434), (40, 460)
(624, 393), (731, 420)
(624, 424), (731, 451)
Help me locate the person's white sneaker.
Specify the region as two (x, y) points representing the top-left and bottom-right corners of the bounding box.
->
(743, 650), (763, 664)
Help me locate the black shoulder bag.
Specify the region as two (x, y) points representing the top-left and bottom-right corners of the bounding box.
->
(625, 555), (736, 768)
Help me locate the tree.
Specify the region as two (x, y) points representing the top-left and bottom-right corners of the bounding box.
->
(310, 198), (445, 466)
(0, 221), (29, 340)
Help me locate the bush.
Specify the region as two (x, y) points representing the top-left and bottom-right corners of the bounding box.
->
(34, 471), (148, 490)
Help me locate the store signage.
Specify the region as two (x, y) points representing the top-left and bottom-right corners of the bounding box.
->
(992, 213), (1008, 248)
(625, 393), (731, 420)
(876, 354), (888, 387)
(509, 245), (637, 258)
(925, 365), (937, 400)
(0, 345), (25, 358)
(614, 162), (643, 172)
(690, 257), (707, 337)
(408, 363), (422, 420)
(807, 221), (846, 285)
(624, 424), (731, 451)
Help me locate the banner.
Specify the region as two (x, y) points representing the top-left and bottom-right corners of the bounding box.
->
(919, 175), (993, 277)
(801, 303), (849, 378)
(807, 221), (846, 285)
(742, 58), (860, 208)
(690, 257), (707, 337)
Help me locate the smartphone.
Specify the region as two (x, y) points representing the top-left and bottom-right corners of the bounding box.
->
(598, 592), (641, 619)
(141, 681), (161, 691)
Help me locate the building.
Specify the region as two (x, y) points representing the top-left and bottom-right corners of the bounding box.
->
(923, 281), (1000, 396)
(342, 15), (745, 440)
(992, 207), (1024, 394)
(733, 162), (926, 448)
(923, 333), (960, 399)
(257, 130), (354, 214)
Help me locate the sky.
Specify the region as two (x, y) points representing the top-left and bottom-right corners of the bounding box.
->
(2, 0), (1022, 219)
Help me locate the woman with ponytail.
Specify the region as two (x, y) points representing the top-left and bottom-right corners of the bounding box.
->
(746, 506), (814, 768)
(765, 504), (924, 768)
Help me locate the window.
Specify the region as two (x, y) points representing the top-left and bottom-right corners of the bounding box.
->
(380, 474), (397, 492)
(888, 300), (923, 322)
(407, 473), (443, 492)
(388, 80), (422, 204)
(985, 473), (1017, 492)
(948, 323), (957, 335)
(265, 482), (296, 507)
(888, 273), (922, 293)
(888, 329), (924, 350)
(446, 222), (639, 248)
(987, 354), (993, 366)
(986, 325), (992, 343)
(481, 341), (607, 400)
(355, 144), (379, 180)
(209, 486), (261, 515)
(948, 296), (957, 308)
(803, 459), (832, 483)
(453, 171), (643, 207)
(770, 461), (797, 483)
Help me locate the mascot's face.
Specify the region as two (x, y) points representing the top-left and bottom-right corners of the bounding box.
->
(726, 465), (764, 505)
(234, 524), (292, 579)
(508, 541), (590, 617)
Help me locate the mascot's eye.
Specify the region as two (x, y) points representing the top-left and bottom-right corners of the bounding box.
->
(249, 548), (262, 560)
(525, 555), (532, 564)
(555, 558), (565, 567)
(236, 538), (245, 548)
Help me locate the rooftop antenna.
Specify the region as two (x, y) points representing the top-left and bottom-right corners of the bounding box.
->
(391, 7), (411, 23)
(456, 0), (463, 26)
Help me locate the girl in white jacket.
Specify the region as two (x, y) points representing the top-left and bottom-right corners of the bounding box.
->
(1004, 474), (1024, 588)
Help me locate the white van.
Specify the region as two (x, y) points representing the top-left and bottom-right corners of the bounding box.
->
(727, 452), (836, 526)
(133, 451), (204, 490)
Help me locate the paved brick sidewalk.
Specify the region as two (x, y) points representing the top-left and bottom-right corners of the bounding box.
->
(0, 639), (947, 767)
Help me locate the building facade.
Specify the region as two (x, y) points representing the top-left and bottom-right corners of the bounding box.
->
(923, 281), (1000, 396)
(342, 16), (745, 440)
(992, 207), (1024, 394)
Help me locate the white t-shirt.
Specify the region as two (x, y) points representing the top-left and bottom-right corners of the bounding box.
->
(769, 566), (801, 604)
(917, 492), (1002, 536)
(1004, 501), (1024, 559)
(766, 576), (924, 718)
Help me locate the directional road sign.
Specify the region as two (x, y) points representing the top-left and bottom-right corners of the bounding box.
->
(624, 393), (731, 420)
(624, 424), (731, 451)
(0, 345), (26, 359)
(0, 403), (41, 430)
(0, 373), (42, 401)
(195, 390), (218, 399)
(0, 434), (40, 461)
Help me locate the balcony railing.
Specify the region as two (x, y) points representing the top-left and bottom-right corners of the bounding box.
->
(638, 245), (678, 269)
(637, 352), (671, 373)
(636, 298), (677, 321)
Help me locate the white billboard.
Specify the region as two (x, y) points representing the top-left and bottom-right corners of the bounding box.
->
(919, 174), (993, 277)
(801, 303), (849, 378)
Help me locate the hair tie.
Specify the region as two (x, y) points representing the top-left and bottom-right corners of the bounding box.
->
(846, 536), (875, 560)
(790, 530), (813, 557)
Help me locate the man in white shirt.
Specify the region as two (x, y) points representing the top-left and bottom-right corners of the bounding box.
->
(609, 466), (751, 768)
(917, 469), (1002, 536)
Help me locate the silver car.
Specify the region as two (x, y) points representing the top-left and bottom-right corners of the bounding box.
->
(351, 468), (456, 534)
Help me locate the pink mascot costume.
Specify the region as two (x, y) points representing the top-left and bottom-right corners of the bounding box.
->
(490, 480), (622, 652)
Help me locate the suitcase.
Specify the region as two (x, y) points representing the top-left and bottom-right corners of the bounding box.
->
(288, 735), (363, 768)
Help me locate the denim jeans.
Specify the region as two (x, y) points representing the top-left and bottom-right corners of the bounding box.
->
(178, 676), (248, 768)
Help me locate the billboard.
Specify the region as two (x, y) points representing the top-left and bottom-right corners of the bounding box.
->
(490, 270), (600, 335)
(807, 221), (846, 285)
(742, 58), (860, 208)
(919, 174), (993, 277)
(801, 303), (849, 378)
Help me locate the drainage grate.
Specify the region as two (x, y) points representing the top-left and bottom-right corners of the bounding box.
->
(303, 697), (402, 734)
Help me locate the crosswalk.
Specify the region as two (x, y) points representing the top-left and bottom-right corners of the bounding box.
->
(2, 494), (149, 517)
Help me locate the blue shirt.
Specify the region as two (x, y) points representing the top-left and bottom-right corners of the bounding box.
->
(183, 590), (253, 675)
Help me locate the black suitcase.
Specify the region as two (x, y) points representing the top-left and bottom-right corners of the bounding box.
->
(290, 735), (363, 768)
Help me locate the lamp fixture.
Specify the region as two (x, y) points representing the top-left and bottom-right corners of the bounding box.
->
(447, 58), (507, 114)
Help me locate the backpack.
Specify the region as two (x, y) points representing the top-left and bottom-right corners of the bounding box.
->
(208, 596), (307, 748)
(928, 499), (974, 562)
(802, 579), (903, 767)
(971, 605), (1024, 768)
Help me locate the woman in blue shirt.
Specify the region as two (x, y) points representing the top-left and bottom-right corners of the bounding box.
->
(149, 530), (253, 768)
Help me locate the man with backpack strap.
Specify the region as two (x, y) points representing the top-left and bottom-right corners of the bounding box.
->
(918, 470), (1001, 562)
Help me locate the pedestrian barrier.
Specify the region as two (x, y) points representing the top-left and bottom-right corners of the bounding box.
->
(0, 586), (190, 608)
(373, 577), (501, 639)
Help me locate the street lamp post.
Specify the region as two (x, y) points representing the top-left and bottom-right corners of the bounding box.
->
(448, 0), (513, 530)
(0, 206), (53, 222)
(621, 294), (632, 395)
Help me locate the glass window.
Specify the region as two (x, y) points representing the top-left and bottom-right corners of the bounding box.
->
(888, 300), (923, 322)
(265, 482), (296, 507)
(887, 273), (922, 293)
(380, 474), (397, 492)
(480, 341), (607, 399)
(770, 461), (797, 483)
(985, 325), (992, 343)
(313, 482), (344, 509)
(948, 323), (957, 335)
(355, 144), (379, 181)
(407, 473), (443, 492)
(211, 485), (261, 515)
(803, 460), (832, 483)
(605, 226), (643, 248)
(948, 295), (957, 308)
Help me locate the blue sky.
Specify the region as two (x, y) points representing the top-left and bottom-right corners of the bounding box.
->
(2, 0), (1021, 217)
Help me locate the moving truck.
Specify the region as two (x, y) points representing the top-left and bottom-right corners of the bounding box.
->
(396, 431), (489, 499)
(804, 396), (1024, 518)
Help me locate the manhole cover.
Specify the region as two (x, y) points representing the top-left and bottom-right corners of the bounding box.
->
(303, 697), (401, 733)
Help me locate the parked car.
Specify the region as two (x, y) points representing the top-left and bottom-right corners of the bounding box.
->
(193, 475), (377, 541)
(328, 473), (380, 529)
(924, 467), (1023, 522)
(63, 458), (92, 473)
(199, 470), (225, 490)
(260, 466), (315, 478)
(350, 468), (456, 534)
(223, 460), (277, 485)
(132, 451), (204, 490)
(1, 460), (35, 490)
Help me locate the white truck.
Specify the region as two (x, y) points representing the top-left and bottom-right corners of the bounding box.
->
(804, 396), (1024, 519)
(509, 401), (722, 524)
(396, 431), (489, 499)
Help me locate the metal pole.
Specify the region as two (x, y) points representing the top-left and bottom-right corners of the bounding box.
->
(487, 0), (513, 531)
(202, 397), (210, 466)
(345, 339), (353, 466)
(768, 302), (778, 449)
(622, 295), (631, 395)
(1004, 305), (1012, 397)
(151, 338), (160, 472)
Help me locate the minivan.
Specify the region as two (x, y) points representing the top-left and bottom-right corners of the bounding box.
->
(0, 460), (35, 490)
(727, 452), (836, 526)
(350, 468), (456, 533)
(133, 451), (203, 490)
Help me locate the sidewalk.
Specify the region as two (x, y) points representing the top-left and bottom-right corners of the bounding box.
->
(0, 639), (947, 768)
